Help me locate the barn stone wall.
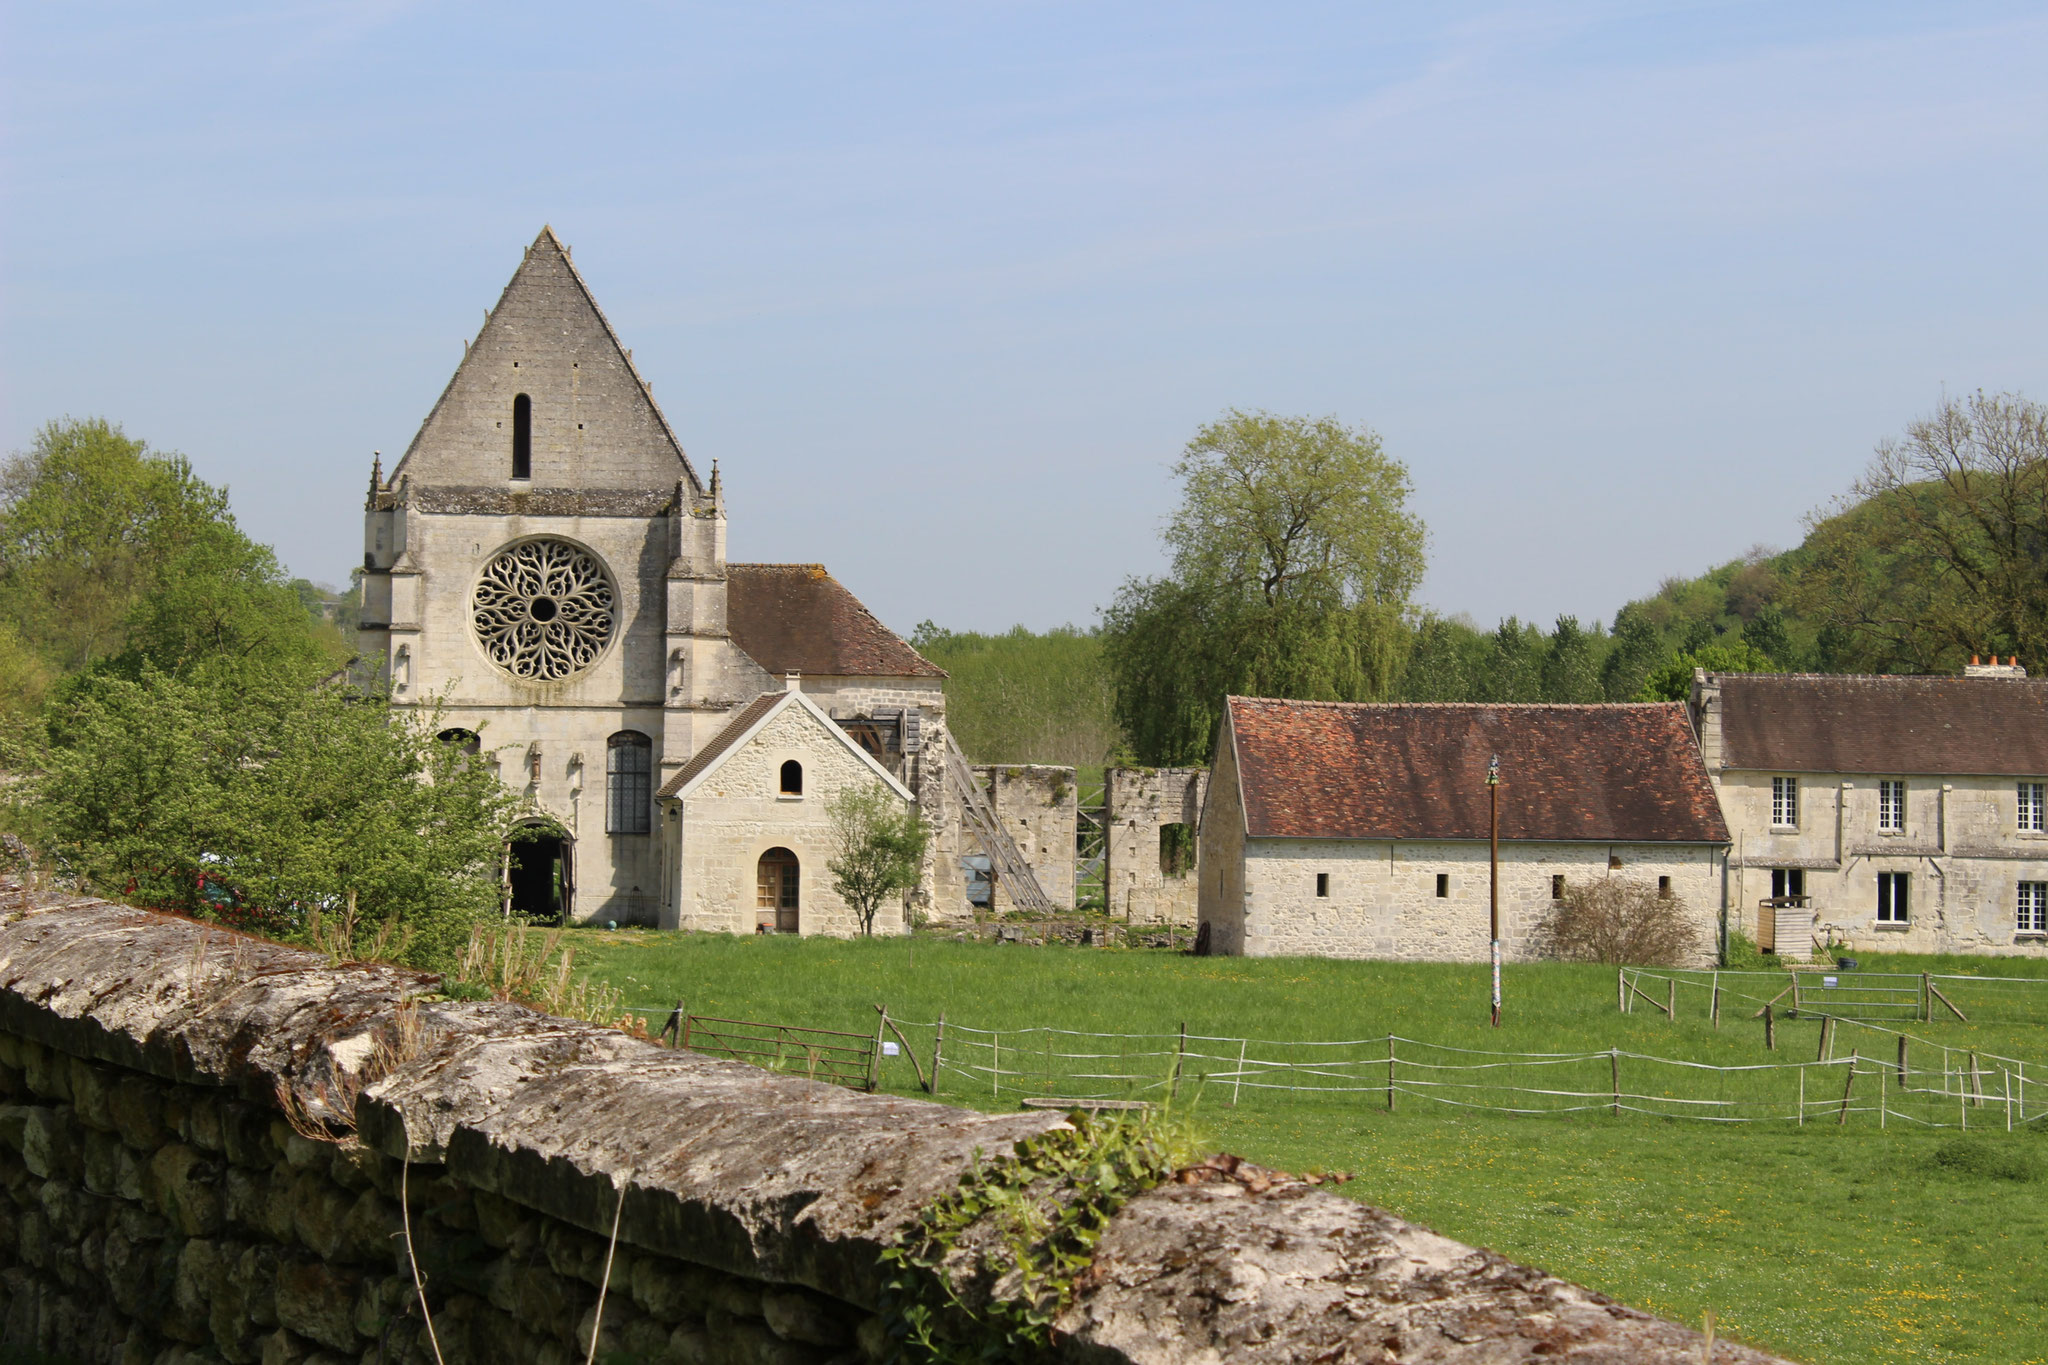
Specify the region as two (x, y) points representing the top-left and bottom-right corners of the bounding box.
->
(0, 883), (1787, 1365)
(975, 765), (1078, 913)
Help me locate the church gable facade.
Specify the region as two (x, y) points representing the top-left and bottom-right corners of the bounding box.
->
(359, 228), (948, 928)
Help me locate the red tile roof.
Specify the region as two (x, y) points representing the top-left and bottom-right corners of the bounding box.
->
(1226, 697), (1728, 844)
(1710, 673), (2048, 776)
(725, 564), (944, 679)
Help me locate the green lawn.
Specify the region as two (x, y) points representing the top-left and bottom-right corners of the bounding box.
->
(572, 933), (2048, 1365)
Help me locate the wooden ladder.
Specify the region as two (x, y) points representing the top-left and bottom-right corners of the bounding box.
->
(942, 732), (1057, 915)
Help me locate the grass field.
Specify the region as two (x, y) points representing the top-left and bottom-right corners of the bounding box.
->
(571, 933), (2048, 1365)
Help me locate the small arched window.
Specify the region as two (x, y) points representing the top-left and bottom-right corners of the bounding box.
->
(436, 728), (481, 757)
(511, 393), (532, 479)
(779, 759), (803, 797)
(607, 731), (652, 834)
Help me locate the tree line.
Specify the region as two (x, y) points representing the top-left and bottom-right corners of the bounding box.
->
(931, 391), (2048, 767)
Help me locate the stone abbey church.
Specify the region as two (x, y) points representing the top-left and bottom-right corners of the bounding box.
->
(360, 228), (951, 931)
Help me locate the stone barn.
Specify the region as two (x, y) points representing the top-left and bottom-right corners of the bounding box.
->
(1197, 697), (1730, 962)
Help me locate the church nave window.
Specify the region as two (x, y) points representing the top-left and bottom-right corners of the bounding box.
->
(607, 731), (652, 834)
(512, 393), (532, 479)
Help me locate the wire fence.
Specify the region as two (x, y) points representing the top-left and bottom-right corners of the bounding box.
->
(845, 1017), (2044, 1130)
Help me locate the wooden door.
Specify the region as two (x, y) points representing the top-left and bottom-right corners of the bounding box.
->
(757, 848), (800, 933)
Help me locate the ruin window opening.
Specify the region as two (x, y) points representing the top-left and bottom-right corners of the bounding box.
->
(1435, 873), (1449, 898)
(512, 393), (532, 479)
(1658, 875), (1672, 898)
(1315, 873), (1329, 898)
(606, 732), (652, 834)
(1158, 823), (1194, 879)
(1551, 874), (1564, 901)
(779, 759), (804, 797)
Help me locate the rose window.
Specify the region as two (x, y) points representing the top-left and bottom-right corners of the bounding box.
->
(472, 539), (615, 680)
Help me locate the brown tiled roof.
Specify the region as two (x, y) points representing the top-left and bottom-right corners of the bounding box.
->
(1227, 698), (1728, 844)
(725, 564), (944, 679)
(1710, 673), (2048, 776)
(656, 692), (784, 798)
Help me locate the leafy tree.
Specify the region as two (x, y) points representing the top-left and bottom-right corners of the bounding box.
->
(1479, 617), (1544, 703)
(1601, 608), (1664, 701)
(1635, 640), (1779, 702)
(826, 784), (930, 936)
(911, 624), (1118, 765)
(1540, 615), (1603, 703)
(15, 664), (514, 970)
(1739, 602), (1794, 666)
(1104, 410), (1424, 764)
(1788, 390), (2048, 671)
(1398, 613), (1480, 701)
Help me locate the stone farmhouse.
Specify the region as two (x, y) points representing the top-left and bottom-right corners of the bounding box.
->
(359, 228), (952, 930)
(1196, 698), (1730, 963)
(1692, 662), (2048, 959)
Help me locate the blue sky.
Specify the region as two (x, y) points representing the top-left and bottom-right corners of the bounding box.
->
(5, 2), (2045, 635)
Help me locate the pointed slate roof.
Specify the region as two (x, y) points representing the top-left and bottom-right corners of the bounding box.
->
(392, 228), (700, 492)
(1224, 697), (1729, 844)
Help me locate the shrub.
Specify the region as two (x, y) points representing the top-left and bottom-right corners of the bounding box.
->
(1536, 877), (1698, 965)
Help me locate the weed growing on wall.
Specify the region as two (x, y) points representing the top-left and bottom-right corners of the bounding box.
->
(881, 1109), (1199, 1360)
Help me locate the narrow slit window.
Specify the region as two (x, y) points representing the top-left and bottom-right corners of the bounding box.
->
(1551, 874), (1564, 900)
(1315, 872), (1329, 898)
(1658, 875), (1672, 899)
(1435, 873), (1449, 898)
(605, 732), (651, 834)
(511, 393), (532, 479)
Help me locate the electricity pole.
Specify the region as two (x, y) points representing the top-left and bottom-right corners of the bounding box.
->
(1488, 754), (1501, 1028)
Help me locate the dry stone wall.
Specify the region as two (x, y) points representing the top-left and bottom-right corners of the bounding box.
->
(0, 881), (1789, 1365)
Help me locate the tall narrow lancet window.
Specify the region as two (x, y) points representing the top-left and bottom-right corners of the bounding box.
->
(511, 393), (533, 479)
(607, 731), (652, 834)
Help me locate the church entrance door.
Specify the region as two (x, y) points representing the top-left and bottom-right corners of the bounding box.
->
(757, 848), (799, 933)
(509, 829), (574, 923)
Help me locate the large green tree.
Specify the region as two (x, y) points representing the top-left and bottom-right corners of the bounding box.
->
(1788, 390), (2048, 672)
(19, 663), (514, 969)
(1104, 411), (1425, 764)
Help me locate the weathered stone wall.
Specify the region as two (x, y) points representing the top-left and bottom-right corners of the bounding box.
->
(1231, 840), (1722, 965)
(0, 884), (1788, 1365)
(976, 766), (1077, 913)
(1103, 769), (1208, 926)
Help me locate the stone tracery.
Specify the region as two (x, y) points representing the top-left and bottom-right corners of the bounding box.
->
(472, 538), (615, 680)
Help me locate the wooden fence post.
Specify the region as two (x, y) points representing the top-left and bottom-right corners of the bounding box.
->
(868, 1006), (888, 1093)
(1711, 976), (1721, 1029)
(1897, 1036), (1909, 1089)
(1386, 1035), (1396, 1112)
(1618, 966), (1626, 1014)
(1878, 1059), (1886, 1129)
(1610, 1048), (1621, 1117)
(991, 1032), (1000, 1098)
(2005, 1068), (2014, 1132)
(1791, 970), (1802, 1014)
(1230, 1037), (1247, 1108)
(1817, 1015), (1834, 1063)
(1169, 1022), (1186, 1102)
(1969, 1052), (1984, 1108)
(1796, 1065), (1804, 1126)
(931, 1013), (945, 1096)
(1922, 971), (1931, 1023)
(1667, 977), (1677, 1021)
(1764, 1003), (1776, 1051)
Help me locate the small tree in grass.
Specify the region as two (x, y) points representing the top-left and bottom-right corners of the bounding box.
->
(826, 783), (929, 936)
(1537, 877), (1698, 965)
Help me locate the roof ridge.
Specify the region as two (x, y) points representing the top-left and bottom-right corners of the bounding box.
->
(1229, 696), (1682, 711)
(1713, 671), (2045, 682)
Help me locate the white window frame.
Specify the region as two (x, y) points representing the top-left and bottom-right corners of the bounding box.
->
(1771, 776), (1798, 829)
(1878, 780), (1905, 833)
(2019, 881), (2048, 934)
(1876, 871), (1910, 925)
(2020, 782), (2046, 834)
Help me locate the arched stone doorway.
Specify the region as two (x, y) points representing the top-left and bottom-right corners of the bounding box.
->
(508, 821), (574, 923)
(756, 847), (799, 933)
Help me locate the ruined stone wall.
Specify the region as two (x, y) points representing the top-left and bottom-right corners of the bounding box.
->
(975, 765), (1077, 913)
(1103, 768), (1208, 926)
(0, 885), (1786, 1365)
